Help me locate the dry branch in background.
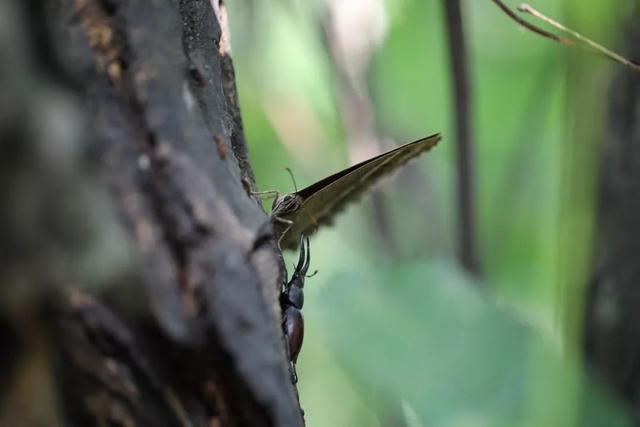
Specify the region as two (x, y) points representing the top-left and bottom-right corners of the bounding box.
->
(491, 0), (640, 72)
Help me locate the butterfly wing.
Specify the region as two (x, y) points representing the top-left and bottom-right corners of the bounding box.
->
(278, 134), (441, 250)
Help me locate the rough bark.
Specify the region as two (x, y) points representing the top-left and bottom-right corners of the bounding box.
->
(0, 0), (302, 426)
(584, 13), (640, 422)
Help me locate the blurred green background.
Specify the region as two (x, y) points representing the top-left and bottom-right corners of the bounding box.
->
(226, 0), (630, 425)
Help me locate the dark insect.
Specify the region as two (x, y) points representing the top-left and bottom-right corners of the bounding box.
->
(280, 233), (312, 383)
(260, 133), (441, 250)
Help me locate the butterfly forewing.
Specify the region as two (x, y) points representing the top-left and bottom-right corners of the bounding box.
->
(276, 134), (441, 250)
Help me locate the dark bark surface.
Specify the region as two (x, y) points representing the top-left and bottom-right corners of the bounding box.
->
(0, 0), (302, 426)
(584, 15), (640, 422)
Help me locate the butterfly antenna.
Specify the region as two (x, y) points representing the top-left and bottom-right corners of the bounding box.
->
(285, 167), (298, 193)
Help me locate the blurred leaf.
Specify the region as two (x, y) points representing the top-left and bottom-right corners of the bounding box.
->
(226, 0), (625, 425)
(317, 261), (630, 427)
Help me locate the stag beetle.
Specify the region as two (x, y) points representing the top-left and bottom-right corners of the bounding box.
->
(280, 233), (313, 383)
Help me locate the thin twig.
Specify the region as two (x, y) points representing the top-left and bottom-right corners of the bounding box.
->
(441, 0), (481, 276)
(490, 0), (571, 44)
(519, 3), (640, 72)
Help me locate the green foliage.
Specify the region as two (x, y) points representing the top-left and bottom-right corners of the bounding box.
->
(226, 0), (626, 424)
(318, 261), (630, 427)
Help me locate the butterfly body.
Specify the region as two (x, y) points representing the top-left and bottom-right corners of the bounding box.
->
(270, 133), (441, 250)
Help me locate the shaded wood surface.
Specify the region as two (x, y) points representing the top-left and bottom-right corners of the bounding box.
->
(584, 14), (640, 422)
(0, 0), (302, 426)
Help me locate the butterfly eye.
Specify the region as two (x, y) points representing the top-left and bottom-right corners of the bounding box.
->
(277, 194), (299, 211)
(273, 194), (290, 210)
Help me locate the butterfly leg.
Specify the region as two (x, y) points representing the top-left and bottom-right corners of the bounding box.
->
(250, 190), (280, 210)
(251, 189), (279, 199)
(250, 213), (292, 251)
(272, 215), (294, 249)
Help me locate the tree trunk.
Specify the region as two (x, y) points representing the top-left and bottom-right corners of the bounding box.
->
(0, 0), (303, 426)
(584, 11), (640, 422)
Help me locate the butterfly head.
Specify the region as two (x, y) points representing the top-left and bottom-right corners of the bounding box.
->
(272, 192), (303, 217)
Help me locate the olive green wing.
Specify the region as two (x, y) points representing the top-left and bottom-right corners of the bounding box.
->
(278, 134), (441, 250)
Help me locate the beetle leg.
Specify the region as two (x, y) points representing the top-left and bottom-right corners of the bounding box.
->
(284, 333), (298, 384)
(282, 313), (299, 383)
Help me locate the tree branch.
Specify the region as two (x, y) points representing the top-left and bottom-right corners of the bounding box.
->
(490, 0), (569, 44)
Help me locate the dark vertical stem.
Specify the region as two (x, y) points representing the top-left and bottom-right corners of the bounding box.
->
(584, 14), (640, 418)
(441, 0), (480, 276)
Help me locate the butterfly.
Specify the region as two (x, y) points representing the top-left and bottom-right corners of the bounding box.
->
(260, 133), (441, 250)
